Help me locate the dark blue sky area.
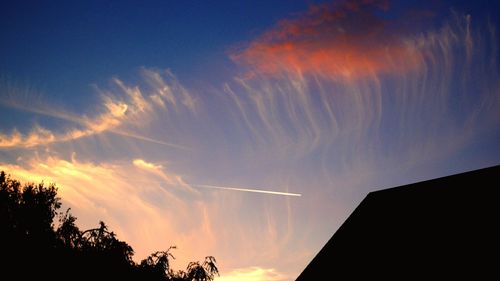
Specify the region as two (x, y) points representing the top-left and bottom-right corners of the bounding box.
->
(0, 0), (322, 104)
(0, 0), (497, 105)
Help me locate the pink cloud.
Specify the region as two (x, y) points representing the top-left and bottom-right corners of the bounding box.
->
(232, 0), (422, 80)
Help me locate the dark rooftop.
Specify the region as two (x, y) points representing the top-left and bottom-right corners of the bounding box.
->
(296, 165), (499, 279)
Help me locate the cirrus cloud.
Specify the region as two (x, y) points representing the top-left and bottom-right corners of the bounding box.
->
(0, 69), (195, 149)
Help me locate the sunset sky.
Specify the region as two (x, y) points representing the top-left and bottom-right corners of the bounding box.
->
(1, 1), (499, 280)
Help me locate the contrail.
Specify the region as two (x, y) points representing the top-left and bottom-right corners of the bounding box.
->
(0, 99), (82, 124)
(193, 184), (301, 197)
(110, 130), (191, 150)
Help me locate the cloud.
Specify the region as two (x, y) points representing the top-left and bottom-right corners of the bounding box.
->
(218, 267), (289, 281)
(0, 155), (210, 264)
(0, 69), (196, 149)
(225, 7), (500, 170)
(231, 0), (423, 80)
(141, 68), (197, 112)
(133, 158), (196, 193)
(133, 158), (163, 171)
(0, 154), (308, 278)
(0, 126), (53, 148)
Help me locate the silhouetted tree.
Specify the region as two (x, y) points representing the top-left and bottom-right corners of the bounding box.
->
(0, 171), (63, 279)
(56, 208), (81, 248)
(186, 256), (219, 281)
(138, 247), (219, 281)
(139, 246), (177, 280)
(79, 221), (134, 261)
(0, 171), (218, 281)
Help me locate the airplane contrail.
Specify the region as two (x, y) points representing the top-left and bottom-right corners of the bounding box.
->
(110, 129), (191, 150)
(1, 99), (82, 124)
(193, 184), (301, 197)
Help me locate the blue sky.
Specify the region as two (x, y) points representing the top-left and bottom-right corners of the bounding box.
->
(1, 1), (318, 99)
(1, 1), (499, 280)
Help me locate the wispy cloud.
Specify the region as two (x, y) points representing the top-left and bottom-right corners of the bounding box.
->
(133, 158), (197, 194)
(226, 6), (500, 172)
(0, 69), (196, 149)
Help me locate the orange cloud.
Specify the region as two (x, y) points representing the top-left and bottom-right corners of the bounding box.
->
(133, 158), (197, 193)
(232, 0), (421, 80)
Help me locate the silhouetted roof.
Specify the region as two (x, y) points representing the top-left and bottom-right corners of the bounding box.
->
(296, 165), (499, 280)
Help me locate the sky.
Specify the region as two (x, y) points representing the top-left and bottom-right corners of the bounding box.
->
(1, 0), (499, 280)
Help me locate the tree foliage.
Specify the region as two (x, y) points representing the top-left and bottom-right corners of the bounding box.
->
(0, 171), (218, 281)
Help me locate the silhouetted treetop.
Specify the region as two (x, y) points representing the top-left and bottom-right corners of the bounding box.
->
(0, 171), (218, 281)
